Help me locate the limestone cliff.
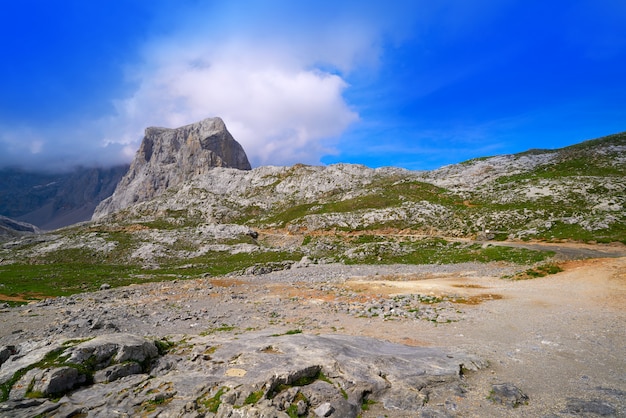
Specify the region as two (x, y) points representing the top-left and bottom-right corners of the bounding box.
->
(94, 117), (251, 219)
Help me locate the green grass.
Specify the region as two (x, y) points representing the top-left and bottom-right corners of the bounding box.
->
(198, 387), (228, 413)
(286, 392), (309, 418)
(0, 263), (142, 302)
(534, 221), (626, 244)
(267, 368), (329, 399)
(259, 179), (457, 228)
(0, 249), (304, 303)
(506, 263), (564, 280)
(200, 325), (236, 336)
(243, 389), (264, 405)
(496, 159), (624, 184)
(271, 329), (302, 337)
(341, 239), (554, 265)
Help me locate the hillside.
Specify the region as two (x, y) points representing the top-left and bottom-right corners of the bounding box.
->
(1, 130), (625, 417)
(0, 165), (128, 230)
(0, 130), (624, 300)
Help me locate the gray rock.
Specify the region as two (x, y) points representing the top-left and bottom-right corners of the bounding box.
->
(563, 398), (617, 416)
(66, 333), (158, 367)
(0, 345), (16, 366)
(0, 332), (481, 417)
(0, 342), (64, 388)
(0, 165), (127, 231)
(0, 398), (61, 418)
(94, 117), (251, 219)
(488, 383), (529, 408)
(93, 362), (143, 383)
(0, 215), (40, 242)
(314, 402), (335, 417)
(9, 368), (42, 400)
(30, 366), (89, 396)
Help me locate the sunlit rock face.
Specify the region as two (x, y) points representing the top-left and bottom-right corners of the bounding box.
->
(94, 117), (251, 219)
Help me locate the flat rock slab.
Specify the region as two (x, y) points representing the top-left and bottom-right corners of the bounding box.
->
(0, 332), (483, 417)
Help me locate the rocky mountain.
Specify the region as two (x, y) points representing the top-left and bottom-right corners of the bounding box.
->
(1, 125), (625, 417)
(1, 127), (623, 272)
(95, 117), (251, 218)
(93, 131), (626, 245)
(0, 165), (127, 231)
(0, 215), (39, 241)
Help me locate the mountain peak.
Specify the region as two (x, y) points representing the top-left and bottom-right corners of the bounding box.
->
(93, 117), (251, 219)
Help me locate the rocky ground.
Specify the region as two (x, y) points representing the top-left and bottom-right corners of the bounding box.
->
(0, 244), (625, 417)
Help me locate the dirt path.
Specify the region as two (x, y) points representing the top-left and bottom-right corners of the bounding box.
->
(336, 257), (626, 416)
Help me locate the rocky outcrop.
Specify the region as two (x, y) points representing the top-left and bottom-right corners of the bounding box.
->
(0, 215), (39, 242)
(86, 132), (625, 244)
(94, 117), (251, 219)
(0, 332), (482, 417)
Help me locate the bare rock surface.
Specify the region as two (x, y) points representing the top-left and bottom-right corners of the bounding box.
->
(0, 215), (39, 242)
(94, 117), (251, 219)
(1, 256), (625, 416)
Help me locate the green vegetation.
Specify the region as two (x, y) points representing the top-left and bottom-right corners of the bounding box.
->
(0, 262), (142, 303)
(0, 341), (98, 402)
(1, 132), (623, 306)
(0, 249), (303, 304)
(154, 338), (177, 355)
(243, 389), (264, 405)
(506, 263), (563, 280)
(361, 398), (376, 411)
(286, 392), (309, 417)
(260, 179), (456, 228)
(341, 239), (554, 266)
(197, 386), (228, 413)
(270, 329), (302, 337)
(200, 324), (236, 336)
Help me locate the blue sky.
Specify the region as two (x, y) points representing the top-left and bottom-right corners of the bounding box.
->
(1, 0), (625, 171)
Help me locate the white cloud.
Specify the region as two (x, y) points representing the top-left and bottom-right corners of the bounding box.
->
(0, 122), (132, 172)
(0, 1), (421, 170)
(99, 33), (361, 167)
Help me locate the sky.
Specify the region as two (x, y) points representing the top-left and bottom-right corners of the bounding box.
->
(1, 0), (625, 172)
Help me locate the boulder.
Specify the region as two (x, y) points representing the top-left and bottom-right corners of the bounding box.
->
(66, 333), (158, 367)
(30, 366), (89, 396)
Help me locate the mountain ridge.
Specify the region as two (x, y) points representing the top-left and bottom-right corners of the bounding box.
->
(91, 130), (625, 245)
(0, 165), (128, 230)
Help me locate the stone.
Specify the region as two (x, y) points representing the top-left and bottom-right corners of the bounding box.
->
(0, 215), (40, 240)
(314, 402), (335, 417)
(9, 368), (42, 400)
(93, 117), (251, 219)
(488, 383), (529, 408)
(93, 362), (143, 383)
(0, 331), (485, 417)
(0, 165), (127, 232)
(66, 333), (158, 367)
(30, 366), (88, 396)
(0, 344), (16, 366)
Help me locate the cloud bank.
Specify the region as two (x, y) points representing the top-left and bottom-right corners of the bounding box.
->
(104, 39), (360, 167)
